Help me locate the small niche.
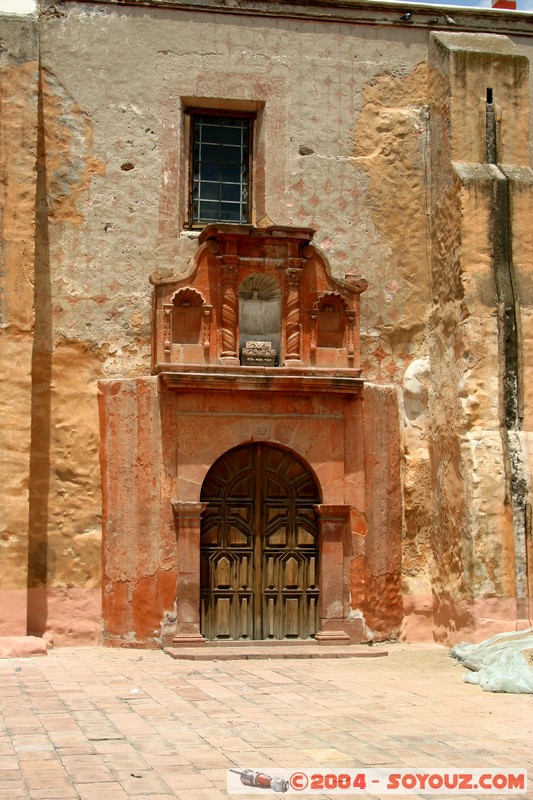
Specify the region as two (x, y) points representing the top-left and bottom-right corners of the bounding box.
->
(316, 294), (345, 348)
(172, 288), (203, 344)
(238, 274), (281, 365)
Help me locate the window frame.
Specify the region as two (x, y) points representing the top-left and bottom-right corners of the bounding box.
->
(185, 108), (255, 228)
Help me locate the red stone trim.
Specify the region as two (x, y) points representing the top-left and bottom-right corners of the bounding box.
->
(313, 503), (353, 643)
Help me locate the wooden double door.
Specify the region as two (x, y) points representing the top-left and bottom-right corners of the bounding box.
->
(200, 443), (320, 640)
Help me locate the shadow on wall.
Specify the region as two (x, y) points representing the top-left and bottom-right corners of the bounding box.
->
(27, 69), (52, 636)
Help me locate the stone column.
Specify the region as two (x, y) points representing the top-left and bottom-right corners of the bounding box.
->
(171, 501), (207, 644)
(218, 257), (240, 365)
(314, 504), (351, 644)
(284, 263), (304, 365)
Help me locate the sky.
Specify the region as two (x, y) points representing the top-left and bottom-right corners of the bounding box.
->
(0, 0), (36, 11)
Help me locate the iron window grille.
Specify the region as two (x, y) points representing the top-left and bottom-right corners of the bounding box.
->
(188, 111), (254, 226)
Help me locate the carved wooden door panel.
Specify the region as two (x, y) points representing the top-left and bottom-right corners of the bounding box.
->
(200, 444), (319, 640)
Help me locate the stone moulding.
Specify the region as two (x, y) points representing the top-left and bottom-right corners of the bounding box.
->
(158, 366), (364, 393)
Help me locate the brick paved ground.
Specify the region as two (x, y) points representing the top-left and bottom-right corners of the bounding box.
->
(0, 643), (531, 800)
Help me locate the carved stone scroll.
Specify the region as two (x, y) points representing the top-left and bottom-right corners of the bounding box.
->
(344, 273), (369, 294)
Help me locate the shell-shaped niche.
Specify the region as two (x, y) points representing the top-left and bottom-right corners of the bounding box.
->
(239, 273), (281, 302)
(238, 274), (281, 364)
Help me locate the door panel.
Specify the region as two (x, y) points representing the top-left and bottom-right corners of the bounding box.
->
(200, 443), (320, 640)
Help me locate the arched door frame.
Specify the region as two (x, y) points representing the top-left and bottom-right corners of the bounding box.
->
(171, 441), (352, 645)
(200, 442), (320, 641)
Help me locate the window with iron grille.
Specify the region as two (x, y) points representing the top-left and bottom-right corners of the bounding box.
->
(188, 112), (253, 225)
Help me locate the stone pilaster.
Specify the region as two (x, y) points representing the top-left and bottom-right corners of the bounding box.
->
(171, 501), (207, 644)
(314, 504), (351, 644)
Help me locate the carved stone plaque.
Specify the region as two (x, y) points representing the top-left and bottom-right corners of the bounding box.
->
(241, 340), (276, 366)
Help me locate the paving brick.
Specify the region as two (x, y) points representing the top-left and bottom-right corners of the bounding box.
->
(0, 767), (21, 785)
(158, 770), (216, 790)
(0, 784), (27, 798)
(114, 769), (174, 794)
(0, 644), (531, 800)
(74, 782), (129, 800)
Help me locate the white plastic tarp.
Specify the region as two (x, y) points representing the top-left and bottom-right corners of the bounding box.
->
(450, 628), (533, 694)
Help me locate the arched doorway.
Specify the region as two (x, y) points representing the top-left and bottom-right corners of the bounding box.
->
(200, 443), (320, 641)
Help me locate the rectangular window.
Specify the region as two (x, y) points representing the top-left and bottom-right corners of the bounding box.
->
(188, 112), (253, 225)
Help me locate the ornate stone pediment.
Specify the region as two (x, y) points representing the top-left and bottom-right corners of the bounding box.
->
(150, 224), (367, 373)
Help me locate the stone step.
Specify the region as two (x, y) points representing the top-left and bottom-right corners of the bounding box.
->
(164, 644), (388, 661)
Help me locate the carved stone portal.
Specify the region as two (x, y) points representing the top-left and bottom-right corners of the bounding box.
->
(114, 224), (373, 646)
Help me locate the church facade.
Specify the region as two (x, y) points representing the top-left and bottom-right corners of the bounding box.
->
(1, 0), (533, 649)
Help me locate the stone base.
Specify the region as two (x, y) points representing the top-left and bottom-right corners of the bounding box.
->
(172, 632), (206, 645)
(283, 358), (304, 367)
(342, 617), (364, 643)
(164, 644), (388, 660)
(218, 356), (240, 366)
(0, 636), (48, 658)
(315, 629), (351, 645)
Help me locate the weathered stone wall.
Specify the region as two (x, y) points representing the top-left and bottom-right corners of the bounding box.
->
(34, 2), (431, 644)
(2, 0), (533, 645)
(403, 32), (533, 643)
(26, 65), (104, 644)
(0, 14), (38, 635)
(98, 377), (176, 647)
